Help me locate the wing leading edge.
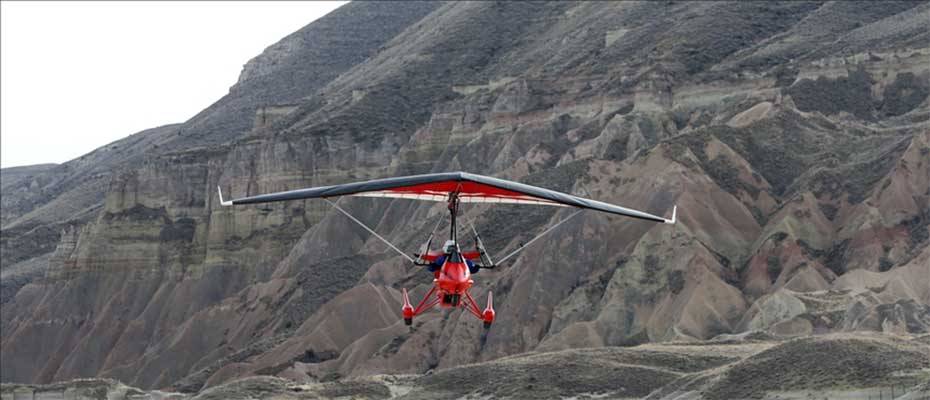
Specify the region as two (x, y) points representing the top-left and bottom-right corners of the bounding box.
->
(217, 171), (676, 224)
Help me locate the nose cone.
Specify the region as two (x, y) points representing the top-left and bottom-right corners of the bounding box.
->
(438, 262), (471, 293)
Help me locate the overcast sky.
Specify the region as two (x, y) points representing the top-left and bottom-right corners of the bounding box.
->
(1, 1), (347, 168)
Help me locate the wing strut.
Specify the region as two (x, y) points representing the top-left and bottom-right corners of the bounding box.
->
(323, 198), (415, 263)
(470, 222), (495, 267)
(496, 208), (584, 265)
(415, 214), (445, 264)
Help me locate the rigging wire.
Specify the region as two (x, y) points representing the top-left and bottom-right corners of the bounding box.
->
(496, 208), (584, 265)
(324, 197), (414, 263)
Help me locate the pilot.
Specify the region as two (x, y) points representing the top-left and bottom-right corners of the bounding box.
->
(428, 240), (455, 272)
(466, 258), (478, 274)
(429, 240), (478, 274)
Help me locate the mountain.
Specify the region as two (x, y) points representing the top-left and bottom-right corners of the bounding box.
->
(2, 0), (928, 395)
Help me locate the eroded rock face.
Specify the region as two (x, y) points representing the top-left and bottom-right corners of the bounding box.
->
(2, 0), (929, 391)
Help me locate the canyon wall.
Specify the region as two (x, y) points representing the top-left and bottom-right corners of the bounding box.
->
(2, 1), (928, 391)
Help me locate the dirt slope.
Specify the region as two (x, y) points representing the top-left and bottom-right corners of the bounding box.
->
(4, 333), (927, 399)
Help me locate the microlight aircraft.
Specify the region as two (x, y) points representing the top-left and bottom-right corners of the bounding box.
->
(218, 172), (675, 329)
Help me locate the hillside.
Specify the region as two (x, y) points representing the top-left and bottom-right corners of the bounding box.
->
(2, 0), (929, 394)
(4, 333), (929, 399)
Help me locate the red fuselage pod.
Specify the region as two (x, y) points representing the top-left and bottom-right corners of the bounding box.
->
(437, 261), (472, 307)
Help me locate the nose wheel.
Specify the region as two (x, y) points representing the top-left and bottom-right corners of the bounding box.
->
(442, 293), (461, 306)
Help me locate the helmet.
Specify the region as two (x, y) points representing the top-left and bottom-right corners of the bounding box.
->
(443, 240), (456, 253)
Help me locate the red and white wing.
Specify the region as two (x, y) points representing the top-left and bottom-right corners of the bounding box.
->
(218, 171), (675, 224)
(351, 180), (563, 206)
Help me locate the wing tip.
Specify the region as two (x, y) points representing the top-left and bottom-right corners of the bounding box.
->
(217, 186), (233, 206)
(664, 205), (677, 224)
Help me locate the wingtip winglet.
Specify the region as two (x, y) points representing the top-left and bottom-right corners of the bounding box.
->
(218, 186), (233, 206)
(665, 205), (677, 225)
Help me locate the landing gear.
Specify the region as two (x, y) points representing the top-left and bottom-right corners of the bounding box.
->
(401, 288), (495, 328)
(402, 288), (415, 326)
(401, 286), (440, 327)
(462, 290), (495, 329)
(481, 291), (495, 329)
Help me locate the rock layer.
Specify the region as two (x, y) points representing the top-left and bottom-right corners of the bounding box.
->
(2, 0), (929, 391)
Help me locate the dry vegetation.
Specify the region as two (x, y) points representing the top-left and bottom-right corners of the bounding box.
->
(6, 333), (927, 400)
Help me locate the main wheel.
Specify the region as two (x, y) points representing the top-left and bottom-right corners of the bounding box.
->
(483, 321), (492, 330)
(404, 317), (412, 326)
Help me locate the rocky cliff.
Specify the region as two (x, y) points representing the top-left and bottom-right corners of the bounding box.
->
(2, 1), (929, 393)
